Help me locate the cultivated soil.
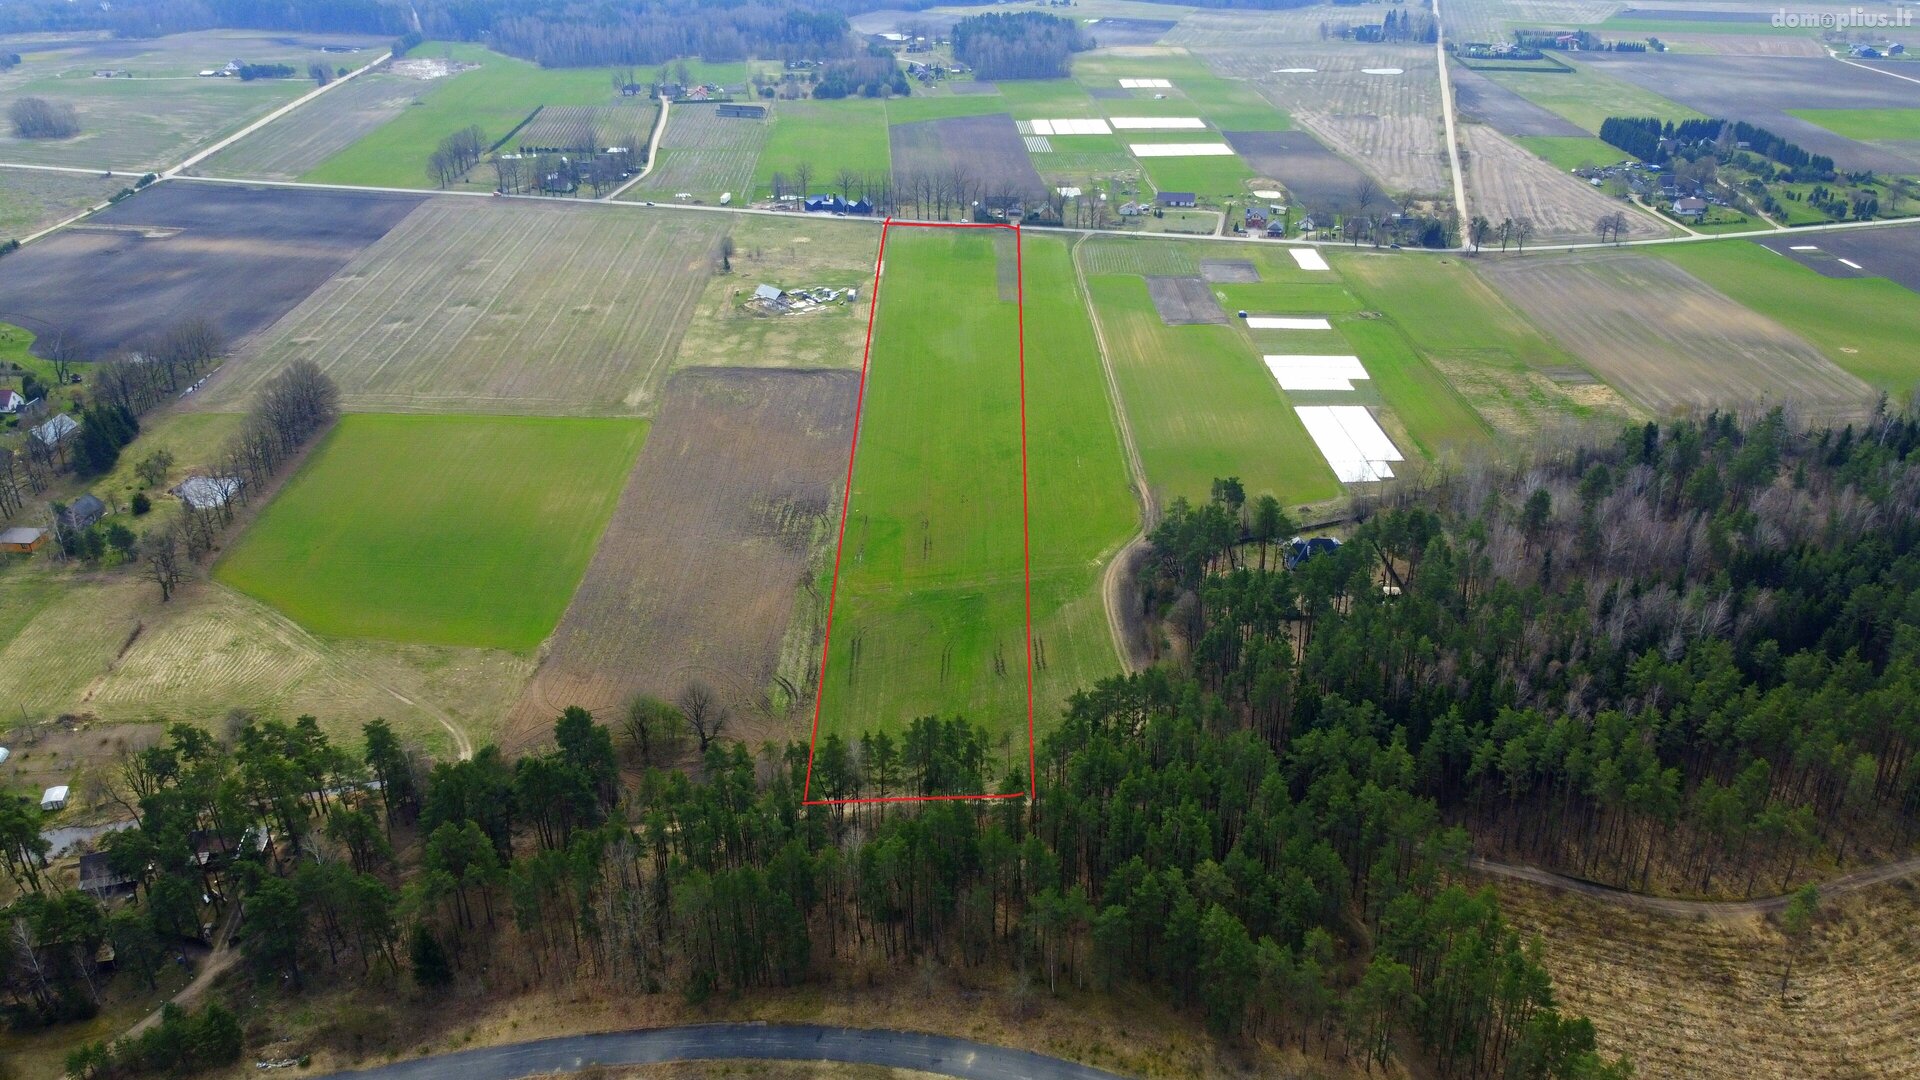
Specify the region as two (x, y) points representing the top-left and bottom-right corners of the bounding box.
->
(1225, 129), (1401, 216)
(1575, 52), (1920, 174)
(198, 198), (724, 416)
(889, 113), (1047, 202)
(1461, 124), (1673, 241)
(1144, 275), (1230, 325)
(1479, 251), (1875, 419)
(0, 180), (422, 359)
(1448, 64), (1586, 137)
(1752, 223), (1920, 295)
(505, 367), (859, 752)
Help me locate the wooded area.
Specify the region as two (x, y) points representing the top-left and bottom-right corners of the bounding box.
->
(13, 404), (1918, 1078)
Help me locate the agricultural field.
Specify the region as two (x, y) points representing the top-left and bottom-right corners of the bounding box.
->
(1790, 108), (1920, 144)
(0, 168), (121, 241)
(0, 180), (422, 358)
(0, 30), (384, 170)
(752, 99), (893, 201)
(1079, 237), (1344, 508)
(1461, 125), (1675, 241)
(504, 368), (859, 753)
(217, 413), (646, 651)
(1573, 52), (1920, 174)
(1477, 252), (1875, 419)
(206, 199), (724, 415)
(1451, 67), (1589, 138)
(1226, 129), (1399, 216)
(191, 72), (435, 180)
(674, 214), (882, 371)
(813, 227), (1134, 755)
(513, 104), (652, 152)
(891, 113), (1046, 201)
(1244, 49), (1449, 198)
(1479, 60), (1704, 134)
(1659, 236), (1920, 391)
(1333, 250), (1636, 439)
(624, 101), (767, 203)
(1512, 134), (1627, 172)
(301, 43), (632, 189)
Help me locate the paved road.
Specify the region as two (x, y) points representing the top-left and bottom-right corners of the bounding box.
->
(319, 1024), (1131, 1080)
(1470, 854), (1920, 918)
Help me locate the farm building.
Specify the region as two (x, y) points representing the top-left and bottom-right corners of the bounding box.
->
(64, 493), (106, 530)
(0, 388), (21, 413)
(754, 284), (784, 302)
(1156, 191), (1197, 208)
(174, 475), (243, 510)
(804, 195), (873, 215)
(31, 412), (78, 446)
(0, 747), (9, 764)
(79, 852), (137, 898)
(0, 526), (47, 553)
(716, 103), (767, 119)
(41, 785), (69, 811)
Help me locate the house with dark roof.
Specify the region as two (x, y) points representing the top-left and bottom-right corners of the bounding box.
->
(1284, 535), (1341, 570)
(64, 494), (105, 530)
(0, 389), (21, 414)
(79, 852), (137, 898)
(1155, 191), (1197, 208)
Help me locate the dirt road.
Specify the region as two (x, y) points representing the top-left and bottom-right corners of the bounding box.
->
(1471, 855), (1920, 918)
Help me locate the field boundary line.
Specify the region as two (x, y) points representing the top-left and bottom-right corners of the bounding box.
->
(801, 219), (1035, 807)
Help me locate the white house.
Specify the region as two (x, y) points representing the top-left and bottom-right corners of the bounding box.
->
(41, 785), (69, 811)
(0, 389), (21, 414)
(0, 747), (10, 765)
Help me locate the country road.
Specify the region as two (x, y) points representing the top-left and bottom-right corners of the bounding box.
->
(1470, 854), (1920, 918)
(319, 1024), (1131, 1080)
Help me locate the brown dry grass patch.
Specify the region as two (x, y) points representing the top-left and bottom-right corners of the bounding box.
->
(1495, 877), (1920, 1079)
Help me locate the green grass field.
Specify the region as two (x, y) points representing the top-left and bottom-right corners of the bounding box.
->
(814, 229), (1133, 749)
(217, 413), (646, 650)
(1335, 251), (1617, 437)
(303, 44), (625, 188)
(1515, 135), (1628, 172)
(1655, 240), (1920, 391)
(1482, 63), (1704, 134)
(751, 99), (893, 199)
(1081, 243), (1344, 510)
(1790, 108), (1920, 142)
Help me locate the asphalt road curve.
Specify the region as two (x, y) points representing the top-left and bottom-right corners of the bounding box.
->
(320, 1023), (1133, 1080)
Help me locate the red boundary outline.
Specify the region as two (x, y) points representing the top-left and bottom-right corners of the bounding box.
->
(801, 219), (1035, 806)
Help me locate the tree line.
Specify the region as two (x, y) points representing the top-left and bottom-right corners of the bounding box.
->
(140, 360), (338, 601)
